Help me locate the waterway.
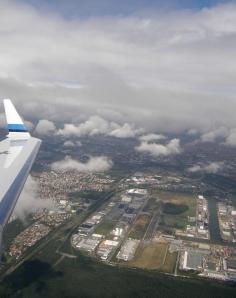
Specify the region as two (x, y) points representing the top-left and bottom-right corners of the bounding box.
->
(180, 198), (236, 247)
(207, 198), (224, 244)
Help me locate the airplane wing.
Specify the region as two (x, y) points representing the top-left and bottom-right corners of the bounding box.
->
(0, 99), (41, 249)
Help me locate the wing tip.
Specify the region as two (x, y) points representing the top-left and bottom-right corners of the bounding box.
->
(3, 99), (31, 139)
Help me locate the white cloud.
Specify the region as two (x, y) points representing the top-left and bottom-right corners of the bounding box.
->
(139, 133), (166, 142)
(35, 119), (56, 135)
(188, 165), (202, 173)
(51, 155), (113, 172)
(135, 138), (181, 157)
(200, 127), (229, 142)
(63, 140), (82, 147)
(14, 175), (54, 220)
(187, 129), (198, 136)
(225, 128), (236, 146)
(58, 116), (140, 138)
(188, 162), (224, 174)
(108, 123), (141, 138)
(58, 116), (110, 137)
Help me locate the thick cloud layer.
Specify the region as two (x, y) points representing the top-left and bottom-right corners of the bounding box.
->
(0, 2), (235, 134)
(51, 155), (113, 172)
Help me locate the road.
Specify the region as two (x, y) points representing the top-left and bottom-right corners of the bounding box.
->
(143, 205), (162, 242)
(174, 251), (180, 276)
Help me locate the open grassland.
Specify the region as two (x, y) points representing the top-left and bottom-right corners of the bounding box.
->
(143, 197), (160, 212)
(128, 242), (168, 270)
(94, 220), (117, 236)
(129, 214), (151, 240)
(152, 191), (197, 229)
(160, 250), (178, 273)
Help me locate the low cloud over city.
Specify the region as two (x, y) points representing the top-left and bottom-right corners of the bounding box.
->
(14, 176), (54, 220)
(51, 155), (113, 172)
(135, 138), (181, 157)
(188, 162), (225, 174)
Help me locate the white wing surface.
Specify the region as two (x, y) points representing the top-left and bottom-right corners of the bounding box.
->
(0, 100), (41, 249)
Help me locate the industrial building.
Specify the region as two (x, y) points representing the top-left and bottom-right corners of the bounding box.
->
(127, 189), (147, 196)
(75, 234), (103, 252)
(97, 240), (119, 260)
(182, 251), (204, 271)
(117, 239), (140, 261)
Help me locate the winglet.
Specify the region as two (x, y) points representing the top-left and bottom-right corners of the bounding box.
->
(3, 99), (30, 139)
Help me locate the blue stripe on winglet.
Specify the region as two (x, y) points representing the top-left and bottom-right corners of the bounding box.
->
(8, 124), (27, 132)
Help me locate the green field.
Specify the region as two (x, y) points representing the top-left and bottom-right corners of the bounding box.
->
(160, 250), (178, 273)
(129, 242), (168, 269)
(153, 191), (197, 229)
(71, 190), (110, 201)
(94, 220), (117, 236)
(143, 197), (160, 212)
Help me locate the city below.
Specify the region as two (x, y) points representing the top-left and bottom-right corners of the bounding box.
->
(3, 168), (236, 283)
(0, 132), (236, 298)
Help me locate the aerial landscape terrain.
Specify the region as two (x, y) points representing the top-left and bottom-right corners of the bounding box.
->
(0, 132), (236, 297)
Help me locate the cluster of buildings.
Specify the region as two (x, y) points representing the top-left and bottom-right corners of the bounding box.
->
(218, 202), (236, 242)
(195, 195), (209, 239)
(125, 174), (161, 186)
(71, 188), (148, 262)
(97, 240), (119, 260)
(37, 171), (114, 198)
(154, 176), (199, 193)
(124, 173), (200, 194)
(9, 223), (51, 259)
(41, 211), (72, 227)
(8, 170), (115, 259)
(164, 236), (236, 282)
(72, 232), (119, 262)
(35, 171), (117, 216)
(180, 246), (210, 272)
(157, 228), (236, 282)
(10, 167), (236, 284)
(176, 195), (209, 240)
(71, 207), (114, 259)
(180, 244), (236, 281)
(74, 234), (104, 253)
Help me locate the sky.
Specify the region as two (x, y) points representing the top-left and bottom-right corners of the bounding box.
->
(0, 0), (236, 137)
(19, 0), (231, 17)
